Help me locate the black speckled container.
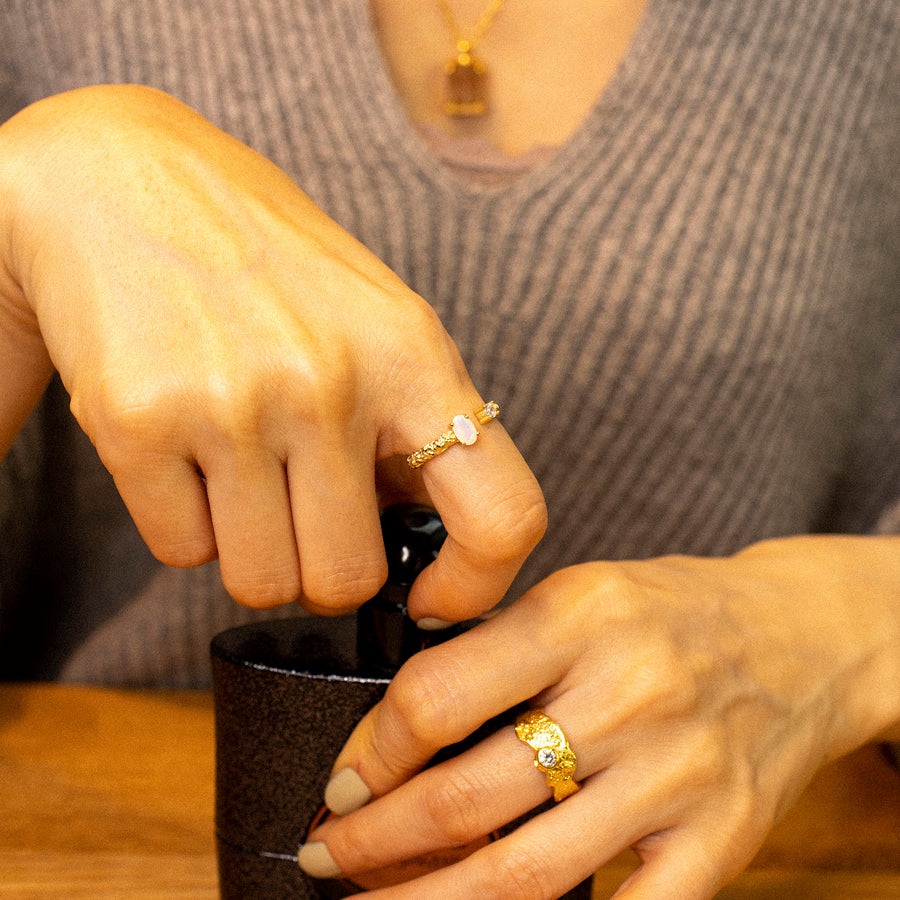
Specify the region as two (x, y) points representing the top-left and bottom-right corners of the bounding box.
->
(211, 506), (593, 899)
(212, 613), (390, 898)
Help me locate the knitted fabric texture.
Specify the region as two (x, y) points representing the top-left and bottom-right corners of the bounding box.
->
(0, 0), (897, 685)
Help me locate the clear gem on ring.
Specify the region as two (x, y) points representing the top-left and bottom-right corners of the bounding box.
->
(537, 747), (559, 769)
(475, 401), (500, 424)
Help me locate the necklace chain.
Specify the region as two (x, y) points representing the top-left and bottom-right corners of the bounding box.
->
(436, 0), (508, 116)
(437, 0), (508, 54)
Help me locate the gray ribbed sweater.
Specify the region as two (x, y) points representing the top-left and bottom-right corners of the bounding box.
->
(0, 0), (898, 686)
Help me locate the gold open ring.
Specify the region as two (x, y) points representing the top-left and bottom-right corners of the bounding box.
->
(406, 401), (500, 469)
(515, 709), (582, 801)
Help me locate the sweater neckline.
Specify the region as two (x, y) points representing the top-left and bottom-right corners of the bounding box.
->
(413, 122), (557, 188)
(351, 0), (662, 198)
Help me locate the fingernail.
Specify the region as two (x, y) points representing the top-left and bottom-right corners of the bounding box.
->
(415, 617), (455, 631)
(298, 841), (343, 879)
(325, 767), (372, 816)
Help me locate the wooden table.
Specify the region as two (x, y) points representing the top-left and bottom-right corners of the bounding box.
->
(1, 684), (898, 899)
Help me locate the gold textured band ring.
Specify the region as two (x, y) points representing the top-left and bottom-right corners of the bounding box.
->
(514, 709), (582, 802)
(406, 401), (500, 469)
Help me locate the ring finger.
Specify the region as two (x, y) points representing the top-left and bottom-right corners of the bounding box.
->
(301, 706), (610, 885)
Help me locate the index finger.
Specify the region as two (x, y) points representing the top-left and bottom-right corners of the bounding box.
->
(402, 406), (547, 624)
(325, 603), (567, 813)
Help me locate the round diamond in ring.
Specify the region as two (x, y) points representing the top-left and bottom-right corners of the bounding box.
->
(537, 747), (559, 769)
(514, 708), (582, 802)
(475, 401), (500, 424)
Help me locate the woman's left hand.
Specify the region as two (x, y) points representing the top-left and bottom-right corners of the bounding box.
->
(299, 535), (900, 899)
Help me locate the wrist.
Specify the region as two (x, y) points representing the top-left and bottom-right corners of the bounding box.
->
(736, 535), (900, 760)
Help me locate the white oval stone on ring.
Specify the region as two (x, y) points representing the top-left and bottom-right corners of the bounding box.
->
(451, 414), (479, 445)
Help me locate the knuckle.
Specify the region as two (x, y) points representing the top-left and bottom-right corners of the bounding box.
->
(467, 486), (548, 564)
(300, 552), (388, 611)
(422, 769), (489, 846)
(325, 814), (383, 874)
(153, 533), (218, 570)
(224, 565), (303, 609)
(613, 652), (699, 732)
(471, 841), (557, 900)
(496, 489), (548, 555)
(76, 377), (179, 465)
(643, 644), (700, 717)
(284, 355), (358, 424)
(258, 325), (360, 425)
(329, 816), (384, 872)
(723, 779), (765, 838)
(649, 725), (736, 811)
(585, 566), (704, 713)
(675, 728), (730, 791)
(387, 652), (464, 750)
(384, 294), (475, 398)
(393, 296), (454, 358)
(588, 562), (643, 612)
(197, 371), (278, 446)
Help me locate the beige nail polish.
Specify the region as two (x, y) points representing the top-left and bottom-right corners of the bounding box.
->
(415, 616), (455, 631)
(297, 841), (343, 880)
(324, 768), (372, 816)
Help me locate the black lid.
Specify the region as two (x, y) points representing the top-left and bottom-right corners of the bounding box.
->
(356, 504), (457, 673)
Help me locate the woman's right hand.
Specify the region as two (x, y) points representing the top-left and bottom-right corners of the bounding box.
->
(0, 85), (546, 618)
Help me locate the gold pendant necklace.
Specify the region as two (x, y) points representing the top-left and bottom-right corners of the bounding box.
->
(437, 0), (508, 117)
